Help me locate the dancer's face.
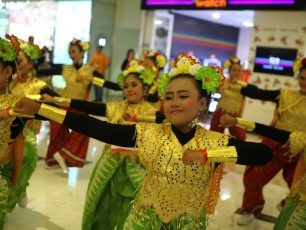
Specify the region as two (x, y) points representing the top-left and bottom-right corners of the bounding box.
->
(163, 77), (206, 128)
(298, 69), (306, 94)
(123, 74), (147, 104)
(229, 63), (241, 81)
(17, 51), (33, 76)
(0, 62), (13, 94)
(68, 45), (84, 64)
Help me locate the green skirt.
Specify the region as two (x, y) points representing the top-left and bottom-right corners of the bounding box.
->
(0, 161), (13, 230)
(8, 130), (38, 212)
(274, 196), (306, 230)
(82, 145), (146, 230)
(123, 208), (207, 230)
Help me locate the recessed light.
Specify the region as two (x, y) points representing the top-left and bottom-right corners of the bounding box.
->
(212, 12), (221, 19)
(243, 21), (254, 27)
(154, 19), (163, 25)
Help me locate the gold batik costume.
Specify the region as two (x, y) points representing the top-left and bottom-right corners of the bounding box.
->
(217, 80), (244, 115)
(275, 89), (306, 132)
(82, 100), (158, 230)
(60, 65), (94, 100)
(0, 94), (25, 228)
(124, 123), (237, 229)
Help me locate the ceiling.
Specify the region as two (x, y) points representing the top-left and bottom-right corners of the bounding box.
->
(171, 10), (255, 28)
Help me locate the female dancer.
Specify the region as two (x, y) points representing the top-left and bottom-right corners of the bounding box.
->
(36, 39), (120, 169)
(8, 40), (59, 210)
(0, 35), (38, 229)
(231, 57), (306, 225)
(143, 50), (167, 108)
(210, 57), (246, 140)
(220, 114), (306, 230)
(41, 59), (159, 229)
(15, 54), (273, 229)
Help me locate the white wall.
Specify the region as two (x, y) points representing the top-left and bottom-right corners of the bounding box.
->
(242, 11), (306, 124)
(236, 27), (252, 61)
(109, 0), (142, 84)
(89, 0), (143, 99)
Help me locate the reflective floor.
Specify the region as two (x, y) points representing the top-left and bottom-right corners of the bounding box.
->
(5, 121), (289, 230)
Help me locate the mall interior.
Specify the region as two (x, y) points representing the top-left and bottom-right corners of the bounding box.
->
(1, 0), (306, 229)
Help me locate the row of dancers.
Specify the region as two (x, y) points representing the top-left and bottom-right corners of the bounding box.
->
(0, 34), (305, 229)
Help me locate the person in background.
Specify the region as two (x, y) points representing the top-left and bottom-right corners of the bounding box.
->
(90, 45), (110, 102)
(232, 57), (306, 225)
(121, 49), (135, 71)
(210, 57), (246, 141)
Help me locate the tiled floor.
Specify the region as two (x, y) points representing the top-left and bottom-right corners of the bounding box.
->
(5, 121), (289, 230)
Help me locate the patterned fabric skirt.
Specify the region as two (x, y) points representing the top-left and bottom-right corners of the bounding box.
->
(274, 196), (306, 230)
(123, 208), (206, 230)
(0, 162), (13, 229)
(8, 130), (38, 212)
(82, 145), (146, 230)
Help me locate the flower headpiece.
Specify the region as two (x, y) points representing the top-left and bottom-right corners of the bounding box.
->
(293, 57), (306, 74)
(69, 39), (90, 52)
(158, 53), (225, 98)
(223, 57), (241, 69)
(0, 34), (20, 62)
(117, 59), (157, 89)
(19, 40), (41, 61)
(144, 50), (167, 68)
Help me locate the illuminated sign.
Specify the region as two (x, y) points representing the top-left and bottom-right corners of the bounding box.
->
(195, 0), (227, 8)
(142, 0), (305, 10)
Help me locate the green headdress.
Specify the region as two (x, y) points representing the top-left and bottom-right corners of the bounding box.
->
(118, 59), (157, 88)
(0, 34), (20, 62)
(158, 53), (225, 98)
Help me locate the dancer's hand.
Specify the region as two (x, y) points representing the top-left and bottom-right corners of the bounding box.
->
(14, 97), (41, 114)
(41, 94), (54, 103)
(220, 114), (237, 128)
(182, 150), (206, 165)
(0, 109), (10, 119)
(122, 112), (136, 122)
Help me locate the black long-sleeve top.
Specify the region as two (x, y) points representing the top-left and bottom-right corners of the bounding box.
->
(10, 114), (46, 140)
(36, 63), (122, 91)
(40, 86), (60, 97)
(252, 122), (290, 145)
(241, 84), (280, 103)
(60, 111), (273, 166)
(68, 99), (165, 124)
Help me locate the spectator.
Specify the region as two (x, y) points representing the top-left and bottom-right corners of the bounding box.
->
(121, 48), (135, 71)
(90, 45), (110, 102)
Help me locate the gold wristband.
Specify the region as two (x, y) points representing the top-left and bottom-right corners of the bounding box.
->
(26, 94), (42, 101)
(236, 118), (255, 131)
(207, 146), (237, 163)
(38, 103), (67, 124)
(236, 80), (248, 87)
(9, 109), (35, 118)
(54, 97), (71, 106)
(136, 115), (156, 123)
(92, 77), (105, 87)
(289, 131), (306, 157)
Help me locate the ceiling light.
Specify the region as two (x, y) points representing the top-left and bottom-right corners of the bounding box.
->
(212, 12), (221, 19)
(243, 21), (254, 27)
(154, 19), (163, 25)
(221, 193), (231, 201)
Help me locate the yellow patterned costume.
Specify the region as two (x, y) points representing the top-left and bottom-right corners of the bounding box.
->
(0, 94), (25, 229)
(124, 123), (235, 229)
(276, 89), (306, 132)
(60, 65), (94, 100)
(82, 100), (158, 230)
